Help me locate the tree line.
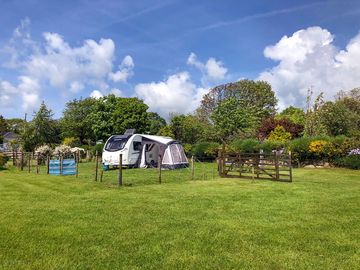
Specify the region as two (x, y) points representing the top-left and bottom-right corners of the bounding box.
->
(0, 79), (359, 159)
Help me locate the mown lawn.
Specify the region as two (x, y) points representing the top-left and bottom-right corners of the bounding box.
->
(0, 163), (359, 269)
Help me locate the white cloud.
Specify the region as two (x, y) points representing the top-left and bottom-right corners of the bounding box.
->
(109, 88), (123, 96)
(135, 72), (207, 118)
(70, 81), (84, 93)
(0, 76), (40, 111)
(108, 55), (134, 83)
(258, 26), (360, 109)
(90, 90), (103, 99)
(187, 52), (227, 83)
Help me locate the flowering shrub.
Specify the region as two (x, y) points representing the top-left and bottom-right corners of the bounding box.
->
(53, 145), (72, 156)
(309, 140), (328, 156)
(348, 148), (360, 155)
(35, 145), (53, 157)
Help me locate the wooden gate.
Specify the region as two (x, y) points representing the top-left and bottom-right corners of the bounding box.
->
(218, 151), (292, 182)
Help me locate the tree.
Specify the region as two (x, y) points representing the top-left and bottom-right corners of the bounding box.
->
(267, 125), (292, 143)
(257, 117), (303, 140)
(199, 80), (277, 142)
(319, 101), (352, 136)
(21, 102), (59, 151)
(0, 115), (9, 134)
(90, 95), (149, 141)
(5, 118), (26, 134)
(277, 106), (306, 126)
(147, 112), (166, 135)
(60, 98), (97, 144)
(304, 93), (327, 137)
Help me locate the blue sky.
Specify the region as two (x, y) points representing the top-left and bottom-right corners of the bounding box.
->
(1, 0), (360, 119)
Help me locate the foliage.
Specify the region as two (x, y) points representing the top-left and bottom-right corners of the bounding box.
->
(182, 143), (193, 155)
(191, 141), (220, 160)
(0, 115), (9, 134)
(304, 92), (328, 137)
(53, 145), (72, 156)
(260, 140), (284, 153)
(230, 138), (261, 153)
(157, 125), (174, 137)
(267, 125), (292, 143)
(147, 112), (166, 135)
(258, 117), (303, 139)
(334, 155), (360, 169)
(308, 140), (328, 157)
(200, 79), (277, 142)
(0, 134), (3, 144)
(93, 143), (105, 156)
(62, 137), (80, 147)
(60, 98), (97, 144)
(90, 95), (149, 141)
(35, 145), (53, 157)
(288, 137), (312, 164)
(318, 101), (352, 136)
(277, 106), (306, 126)
(0, 153), (9, 169)
(4, 118), (26, 134)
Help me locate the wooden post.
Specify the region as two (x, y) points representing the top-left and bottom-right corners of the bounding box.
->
(28, 153), (31, 173)
(289, 151), (293, 182)
(275, 151), (279, 181)
(12, 150), (15, 166)
(218, 150), (223, 177)
(60, 155), (63, 175)
(36, 153), (39, 174)
(47, 155), (50, 174)
(21, 151), (24, 171)
(191, 156), (194, 180)
(100, 170), (103, 182)
(95, 150), (98, 181)
(158, 155), (162, 184)
(118, 154), (122, 186)
(76, 153), (79, 178)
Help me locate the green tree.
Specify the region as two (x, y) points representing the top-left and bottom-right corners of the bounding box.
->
(277, 106), (306, 126)
(0, 115), (9, 134)
(199, 79), (277, 142)
(304, 93), (327, 137)
(5, 118), (26, 134)
(21, 102), (59, 151)
(60, 98), (97, 144)
(147, 112), (166, 134)
(319, 101), (352, 136)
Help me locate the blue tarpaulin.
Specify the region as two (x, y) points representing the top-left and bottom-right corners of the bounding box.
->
(49, 159), (76, 175)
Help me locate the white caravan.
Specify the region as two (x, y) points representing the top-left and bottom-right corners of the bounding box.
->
(102, 131), (188, 169)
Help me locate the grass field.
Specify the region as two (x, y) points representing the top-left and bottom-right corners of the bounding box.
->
(0, 163), (359, 269)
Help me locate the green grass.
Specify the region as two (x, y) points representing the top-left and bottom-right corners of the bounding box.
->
(0, 163), (359, 269)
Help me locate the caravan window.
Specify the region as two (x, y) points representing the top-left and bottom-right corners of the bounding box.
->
(104, 137), (128, 152)
(133, 141), (142, 151)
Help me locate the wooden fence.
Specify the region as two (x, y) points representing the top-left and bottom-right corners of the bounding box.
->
(217, 151), (292, 182)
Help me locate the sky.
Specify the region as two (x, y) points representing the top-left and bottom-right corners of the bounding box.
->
(1, 0), (360, 120)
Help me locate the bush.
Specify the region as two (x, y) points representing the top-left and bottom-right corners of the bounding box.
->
(0, 153), (9, 169)
(334, 155), (360, 169)
(289, 137), (312, 164)
(192, 142), (220, 160)
(62, 137), (80, 147)
(93, 143), (104, 157)
(309, 140), (328, 158)
(261, 140), (284, 154)
(267, 125), (292, 143)
(230, 139), (260, 153)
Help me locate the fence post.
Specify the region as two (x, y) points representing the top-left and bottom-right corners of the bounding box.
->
(217, 150), (222, 177)
(60, 155), (63, 175)
(275, 151), (279, 181)
(158, 155), (162, 184)
(191, 156), (194, 180)
(21, 151), (24, 171)
(95, 150), (98, 181)
(118, 154), (122, 186)
(12, 150), (15, 166)
(28, 153), (31, 173)
(36, 153), (39, 174)
(76, 150), (79, 178)
(47, 155), (50, 174)
(289, 151), (293, 182)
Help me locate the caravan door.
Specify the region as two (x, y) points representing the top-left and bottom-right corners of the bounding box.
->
(128, 136), (142, 166)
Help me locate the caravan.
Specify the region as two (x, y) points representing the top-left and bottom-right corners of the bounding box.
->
(102, 130), (189, 169)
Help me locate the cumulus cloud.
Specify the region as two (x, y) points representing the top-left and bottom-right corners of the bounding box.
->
(1, 18), (134, 114)
(187, 52), (227, 83)
(0, 76), (40, 111)
(108, 55), (134, 83)
(90, 90), (104, 99)
(135, 72), (207, 118)
(258, 26), (360, 109)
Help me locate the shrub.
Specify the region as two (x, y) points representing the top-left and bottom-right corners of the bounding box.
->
(192, 142), (220, 160)
(62, 137), (80, 147)
(182, 143), (193, 155)
(230, 139), (260, 153)
(334, 154), (360, 169)
(93, 143), (105, 157)
(261, 140), (284, 154)
(288, 137), (312, 164)
(309, 140), (328, 157)
(257, 117), (303, 139)
(54, 145), (72, 157)
(267, 125), (292, 143)
(35, 145), (53, 157)
(0, 153), (9, 169)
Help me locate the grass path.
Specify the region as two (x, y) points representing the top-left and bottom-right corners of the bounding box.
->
(0, 165), (359, 269)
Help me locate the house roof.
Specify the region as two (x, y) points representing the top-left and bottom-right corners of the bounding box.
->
(2, 132), (20, 141)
